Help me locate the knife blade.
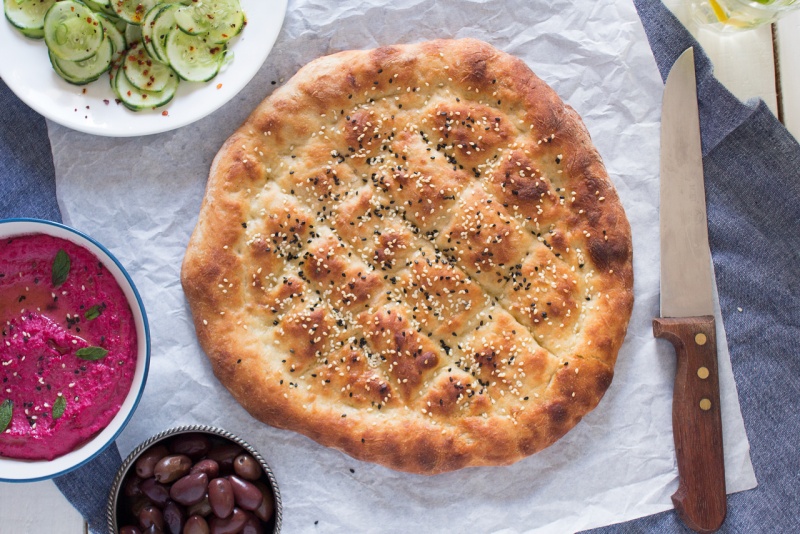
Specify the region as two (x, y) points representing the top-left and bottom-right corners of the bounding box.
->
(655, 47), (727, 534)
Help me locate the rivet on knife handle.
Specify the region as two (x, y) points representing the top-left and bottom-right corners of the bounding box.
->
(654, 316), (726, 533)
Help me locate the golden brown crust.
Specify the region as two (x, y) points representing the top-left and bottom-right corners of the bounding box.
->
(181, 38), (634, 474)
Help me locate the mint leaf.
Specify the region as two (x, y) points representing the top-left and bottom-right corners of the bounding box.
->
(52, 249), (70, 287)
(0, 399), (12, 434)
(53, 395), (66, 420)
(75, 346), (108, 361)
(85, 305), (102, 320)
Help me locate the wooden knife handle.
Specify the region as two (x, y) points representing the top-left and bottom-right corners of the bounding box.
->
(653, 316), (726, 533)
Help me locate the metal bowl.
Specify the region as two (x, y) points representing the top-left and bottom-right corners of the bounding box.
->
(107, 425), (282, 533)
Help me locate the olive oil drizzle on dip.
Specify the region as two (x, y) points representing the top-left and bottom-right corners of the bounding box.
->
(0, 234), (137, 461)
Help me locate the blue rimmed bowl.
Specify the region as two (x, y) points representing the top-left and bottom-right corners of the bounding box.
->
(0, 218), (150, 482)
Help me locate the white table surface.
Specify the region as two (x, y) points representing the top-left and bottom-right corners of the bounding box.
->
(1, 2), (798, 532)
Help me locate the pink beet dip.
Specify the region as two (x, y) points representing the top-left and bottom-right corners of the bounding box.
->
(0, 234), (137, 461)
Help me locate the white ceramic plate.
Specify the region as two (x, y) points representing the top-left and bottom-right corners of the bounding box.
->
(0, 219), (150, 482)
(0, 0), (287, 137)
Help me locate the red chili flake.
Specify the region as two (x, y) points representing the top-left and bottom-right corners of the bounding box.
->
(216, 83), (223, 89)
(161, 110), (169, 116)
(103, 99), (110, 105)
(82, 88), (87, 94)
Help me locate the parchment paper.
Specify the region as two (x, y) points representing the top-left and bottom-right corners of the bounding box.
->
(47, 0), (757, 532)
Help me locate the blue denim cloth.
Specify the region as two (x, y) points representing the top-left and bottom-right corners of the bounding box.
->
(1, 1), (799, 532)
(0, 79), (59, 221)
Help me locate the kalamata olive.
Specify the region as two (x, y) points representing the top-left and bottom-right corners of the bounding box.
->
(232, 454), (262, 481)
(252, 482), (275, 523)
(119, 526), (142, 534)
(142, 525), (164, 534)
(206, 443), (243, 475)
(187, 496), (213, 518)
(170, 472), (209, 506)
(183, 515), (211, 534)
(190, 459), (220, 479)
(163, 500), (185, 534)
(208, 478), (234, 519)
(130, 496), (155, 518)
(169, 433), (211, 460)
(208, 508), (247, 534)
(228, 476), (263, 511)
(241, 513), (264, 534)
(136, 445), (169, 479)
(138, 504), (165, 531)
(140, 478), (170, 507)
(154, 454), (192, 484)
(124, 474), (144, 498)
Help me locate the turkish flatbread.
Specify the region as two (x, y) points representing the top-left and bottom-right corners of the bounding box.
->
(181, 38), (633, 474)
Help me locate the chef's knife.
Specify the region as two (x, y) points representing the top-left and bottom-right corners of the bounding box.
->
(654, 47), (726, 533)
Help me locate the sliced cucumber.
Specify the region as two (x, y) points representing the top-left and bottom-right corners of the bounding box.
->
(113, 59), (178, 110)
(44, 1), (105, 61)
(122, 44), (174, 91)
(203, 0), (245, 43)
(149, 3), (180, 64)
(112, 0), (157, 25)
(205, 6), (244, 44)
(4, 0), (57, 37)
(97, 13), (125, 63)
(165, 29), (225, 82)
(173, 3), (208, 35)
(174, 0), (241, 38)
(18, 25), (45, 38)
(140, 2), (163, 62)
(83, 0), (114, 14)
(50, 33), (113, 85)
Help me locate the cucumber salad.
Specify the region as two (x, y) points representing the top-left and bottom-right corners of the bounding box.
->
(3, 0), (246, 111)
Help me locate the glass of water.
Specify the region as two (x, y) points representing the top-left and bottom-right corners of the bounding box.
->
(692, 0), (800, 31)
